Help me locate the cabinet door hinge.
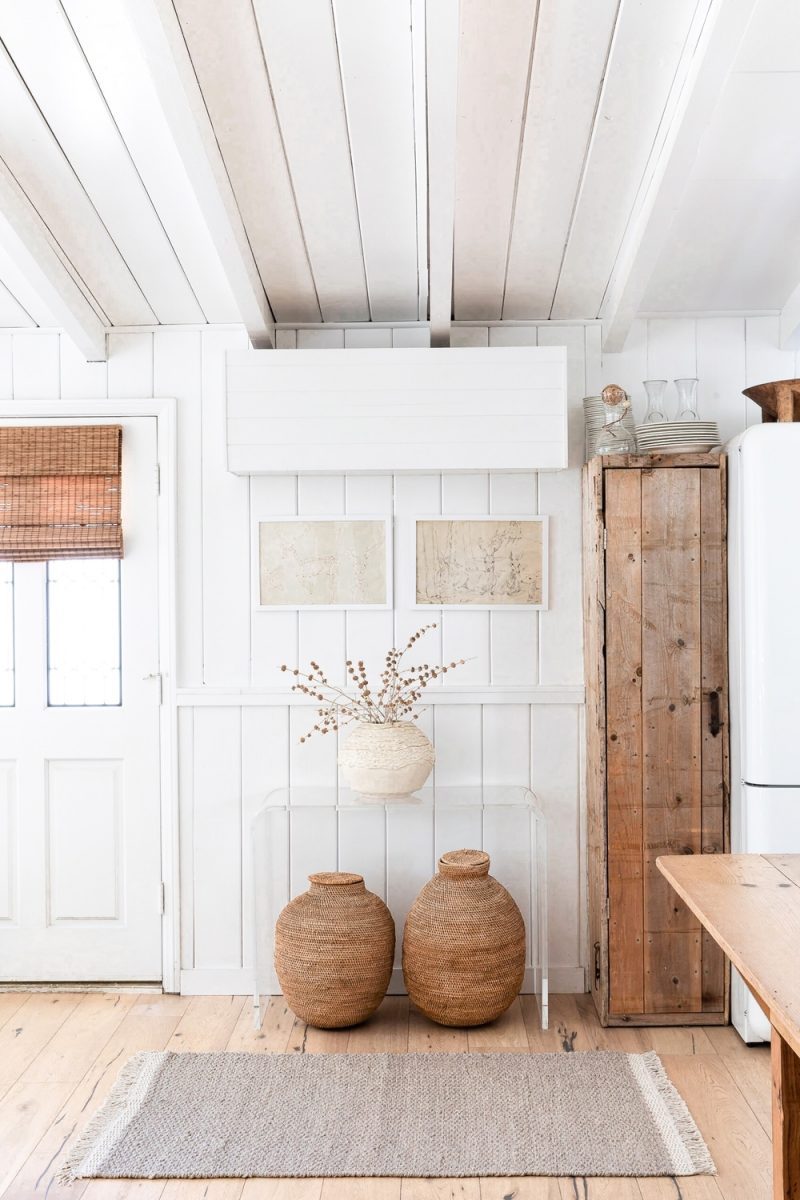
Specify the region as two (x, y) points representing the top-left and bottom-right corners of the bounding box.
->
(159, 882), (166, 915)
(602, 526), (608, 550)
(594, 941), (601, 988)
(155, 463), (161, 495)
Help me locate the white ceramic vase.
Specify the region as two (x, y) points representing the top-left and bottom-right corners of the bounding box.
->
(338, 721), (434, 801)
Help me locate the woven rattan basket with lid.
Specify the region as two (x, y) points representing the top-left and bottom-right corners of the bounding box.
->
(402, 849), (526, 1027)
(274, 872), (394, 1029)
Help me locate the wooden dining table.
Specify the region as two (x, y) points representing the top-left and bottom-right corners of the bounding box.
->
(658, 853), (800, 1200)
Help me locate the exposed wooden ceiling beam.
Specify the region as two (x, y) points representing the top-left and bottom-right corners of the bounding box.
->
(0, 156), (106, 360)
(599, 0), (758, 352)
(426, 0), (459, 347)
(122, 0), (275, 347)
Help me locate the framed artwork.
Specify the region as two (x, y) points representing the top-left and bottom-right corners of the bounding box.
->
(254, 516), (392, 610)
(412, 515), (548, 610)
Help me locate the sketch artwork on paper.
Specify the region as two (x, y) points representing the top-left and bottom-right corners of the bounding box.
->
(258, 518), (389, 608)
(415, 518), (547, 608)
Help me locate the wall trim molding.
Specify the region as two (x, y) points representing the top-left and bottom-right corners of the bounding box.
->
(176, 685), (585, 707)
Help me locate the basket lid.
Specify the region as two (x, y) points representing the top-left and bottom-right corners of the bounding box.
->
(438, 849), (490, 878)
(308, 871), (364, 890)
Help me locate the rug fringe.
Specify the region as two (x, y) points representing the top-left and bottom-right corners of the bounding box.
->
(637, 1050), (716, 1176)
(58, 1051), (168, 1184)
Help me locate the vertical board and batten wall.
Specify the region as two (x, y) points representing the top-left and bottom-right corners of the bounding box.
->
(0, 314), (783, 994)
(192, 320), (590, 996)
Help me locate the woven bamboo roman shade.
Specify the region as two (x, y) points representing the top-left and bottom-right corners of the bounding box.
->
(0, 425), (123, 561)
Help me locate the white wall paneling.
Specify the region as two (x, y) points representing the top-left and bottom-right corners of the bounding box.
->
(226, 346), (569, 473)
(603, 315), (795, 440)
(7, 316), (773, 996)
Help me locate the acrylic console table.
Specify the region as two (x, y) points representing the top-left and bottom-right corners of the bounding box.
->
(251, 784), (549, 1031)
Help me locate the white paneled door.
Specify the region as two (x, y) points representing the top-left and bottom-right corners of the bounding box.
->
(0, 417), (162, 981)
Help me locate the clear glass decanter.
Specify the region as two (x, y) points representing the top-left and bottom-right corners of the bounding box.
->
(674, 377), (699, 421)
(642, 379), (668, 423)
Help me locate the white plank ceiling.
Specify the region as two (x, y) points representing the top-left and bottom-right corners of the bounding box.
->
(0, 0), (794, 355)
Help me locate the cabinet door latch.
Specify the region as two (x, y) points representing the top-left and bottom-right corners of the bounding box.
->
(594, 941), (601, 988)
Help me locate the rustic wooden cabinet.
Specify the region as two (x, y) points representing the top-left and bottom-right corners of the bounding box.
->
(584, 452), (729, 1026)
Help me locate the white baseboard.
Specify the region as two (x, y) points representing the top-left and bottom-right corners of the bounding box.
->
(180, 964), (586, 997)
(180, 968), (255, 995)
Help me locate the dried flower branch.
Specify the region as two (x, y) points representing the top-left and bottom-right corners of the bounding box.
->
(280, 623), (467, 742)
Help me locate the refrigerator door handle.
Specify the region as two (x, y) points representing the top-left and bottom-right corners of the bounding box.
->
(708, 689), (722, 738)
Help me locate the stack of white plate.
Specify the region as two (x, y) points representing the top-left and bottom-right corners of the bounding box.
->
(635, 421), (720, 454)
(583, 396), (637, 459)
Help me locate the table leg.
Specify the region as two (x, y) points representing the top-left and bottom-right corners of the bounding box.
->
(772, 1027), (800, 1199)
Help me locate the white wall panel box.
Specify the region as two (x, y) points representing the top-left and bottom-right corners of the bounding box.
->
(226, 346), (568, 474)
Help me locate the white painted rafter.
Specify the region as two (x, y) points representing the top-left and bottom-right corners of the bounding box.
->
(425, 0), (459, 347)
(599, 0), (758, 352)
(0, 156), (106, 359)
(779, 282), (800, 351)
(121, 0), (275, 347)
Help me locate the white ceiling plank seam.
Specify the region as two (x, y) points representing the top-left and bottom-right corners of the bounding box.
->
(121, 0), (275, 346)
(60, 0), (239, 325)
(600, 0), (761, 352)
(551, 0), (704, 322)
(502, 0), (621, 321)
(426, 0), (459, 346)
(32, 0), (202, 322)
(0, 157), (106, 360)
(247, 1), (324, 324)
(171, 0), (319, 325)
(332, 0), (420, 324)
(496, 1), (540, 321)
(0, 35), (152, 327)
(5, 0), (205, 326)
(253, 0), (370, 324)
(410, 0), (428, 324)
(452, 0), (539, 322)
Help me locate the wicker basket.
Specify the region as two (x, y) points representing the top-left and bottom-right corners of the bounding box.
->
(274, 872), (395, 1029)
(402, 849), (526, 1027)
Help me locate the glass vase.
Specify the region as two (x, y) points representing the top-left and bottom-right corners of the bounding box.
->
(642, 379), (668, 423)
(674, 378), (699, 421)
(595, 385), (636, 456)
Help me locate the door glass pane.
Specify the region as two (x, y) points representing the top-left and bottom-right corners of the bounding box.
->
(0, 563), (13, 706)
(47, 559), (121, 706)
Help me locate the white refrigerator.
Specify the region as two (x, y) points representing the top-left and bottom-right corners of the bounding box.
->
(728, 422), (800, 1042)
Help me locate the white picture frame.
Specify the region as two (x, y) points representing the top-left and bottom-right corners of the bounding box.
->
(410, 515), (549, 610)
(253, 515), (393, 610)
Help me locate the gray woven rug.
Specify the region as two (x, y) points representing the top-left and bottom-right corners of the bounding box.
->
(61, 1050), (714, 1181)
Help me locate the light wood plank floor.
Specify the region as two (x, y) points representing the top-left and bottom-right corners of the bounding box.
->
(0, 991), (772, 1200)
